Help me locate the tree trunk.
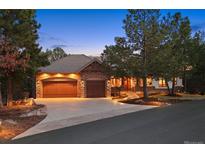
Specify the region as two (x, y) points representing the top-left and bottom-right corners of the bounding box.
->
(127, 78), (129, 91)
(171, 77), (176, 96)
(183, 70), (187, 93)
(31, 74), (36, 98)
(135, 78), (139, 92)
(121, 77), (124, 90)
(0, 82), (3, 108)
(7, 76), (13, 106)
(142, 76), (148, 99)
(165, 79), (171, 95)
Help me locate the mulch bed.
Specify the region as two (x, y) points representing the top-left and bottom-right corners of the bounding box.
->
(0, 104), (46, 143)
(0, 104), (45, 120)
(120, 97), (170, 107)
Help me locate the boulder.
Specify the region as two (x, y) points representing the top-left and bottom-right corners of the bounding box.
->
(20, 106), (47, 117)
(134, 99), (144, 104)
(127, 95), (140, 100)
(5, 119), (17, 125)
(25, 98), (36, 106)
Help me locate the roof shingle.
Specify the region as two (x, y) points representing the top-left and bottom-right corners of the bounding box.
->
(39, 54), (95, 73)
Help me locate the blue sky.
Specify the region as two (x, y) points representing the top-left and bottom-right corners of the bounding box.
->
(36, 9), (205, 56)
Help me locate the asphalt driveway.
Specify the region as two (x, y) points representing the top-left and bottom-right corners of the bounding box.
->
(12, 100), (205, 144)
(14, 98), (154, 139)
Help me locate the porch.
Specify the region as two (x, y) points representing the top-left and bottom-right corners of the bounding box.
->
(110, 77), (183, 97)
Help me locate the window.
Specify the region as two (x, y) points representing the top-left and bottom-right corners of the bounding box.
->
(138, 78), (152, 87)
(111, 77), (122, 87)
(159, 78), (177, 87)
(147, 77), (153, 87)
(111, 78), (115, 87)
(138, 79), (143, 87)
(159, 78), (166, 87)
(174, 78), (177, 85)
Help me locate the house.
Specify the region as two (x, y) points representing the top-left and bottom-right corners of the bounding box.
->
(36, 54), (111, 98)
(110, 76), (183, 93)
(36, 54), (183, 98)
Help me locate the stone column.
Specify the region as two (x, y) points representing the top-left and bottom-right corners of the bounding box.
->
(36, 80), (41, 98)
(106, 80), (111, 97)
(80, 80), (86, 97)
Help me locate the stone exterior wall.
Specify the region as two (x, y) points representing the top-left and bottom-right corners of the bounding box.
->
(80, 61), (111, 97)
(106, 80), (111, 97)
(36, 61), (111, 98)
(79, 80), (85, 97)
(36, 79), (42, 98)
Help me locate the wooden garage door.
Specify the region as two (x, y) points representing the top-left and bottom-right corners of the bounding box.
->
(86, 80), (105, 98)
(43, 81), (77, 98)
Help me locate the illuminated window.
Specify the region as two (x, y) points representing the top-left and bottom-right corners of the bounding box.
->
(138, 78), (152, 87)
(159, 78), (177, 87)
(111, 78), (122, 87)
(159, 78), (166, 87)
(174, 78), (177, 85)
(117, 78), (122, 87)
(147, 77), (153, 87)
(139, 79), (143, 87)
(111, 78), (115, 87)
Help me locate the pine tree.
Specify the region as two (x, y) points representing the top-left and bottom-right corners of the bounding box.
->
(153, 12), (191, 95)
(46, 47), (68, 63)
(0, 10), (41, 104)
(123, 10), (161, 98)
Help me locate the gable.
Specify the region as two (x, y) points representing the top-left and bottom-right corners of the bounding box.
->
(80, 61), (104, 73)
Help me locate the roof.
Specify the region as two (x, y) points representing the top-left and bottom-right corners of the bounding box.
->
(39, 54), (102, 73)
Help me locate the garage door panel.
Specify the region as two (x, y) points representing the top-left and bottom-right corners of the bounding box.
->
(43, 81), (77, 98)
(86, 80), (105, 98)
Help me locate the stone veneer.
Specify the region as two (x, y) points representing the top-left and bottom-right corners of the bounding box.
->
(80, 61), (111, 97)
(36, 61), (111, 98)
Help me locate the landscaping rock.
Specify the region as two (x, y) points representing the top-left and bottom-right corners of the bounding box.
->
(20, 106), (47, 117)
(127, 95), (140, 100)
(7, 98), (37, 107)
(5, 119), (17, 125)
(25, 98), (36, 106)
(134, 99), (144, 104)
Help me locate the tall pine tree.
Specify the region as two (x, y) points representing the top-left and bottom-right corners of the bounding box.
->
(0, 10), (43, 104)
(123, 10), (161, 98)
